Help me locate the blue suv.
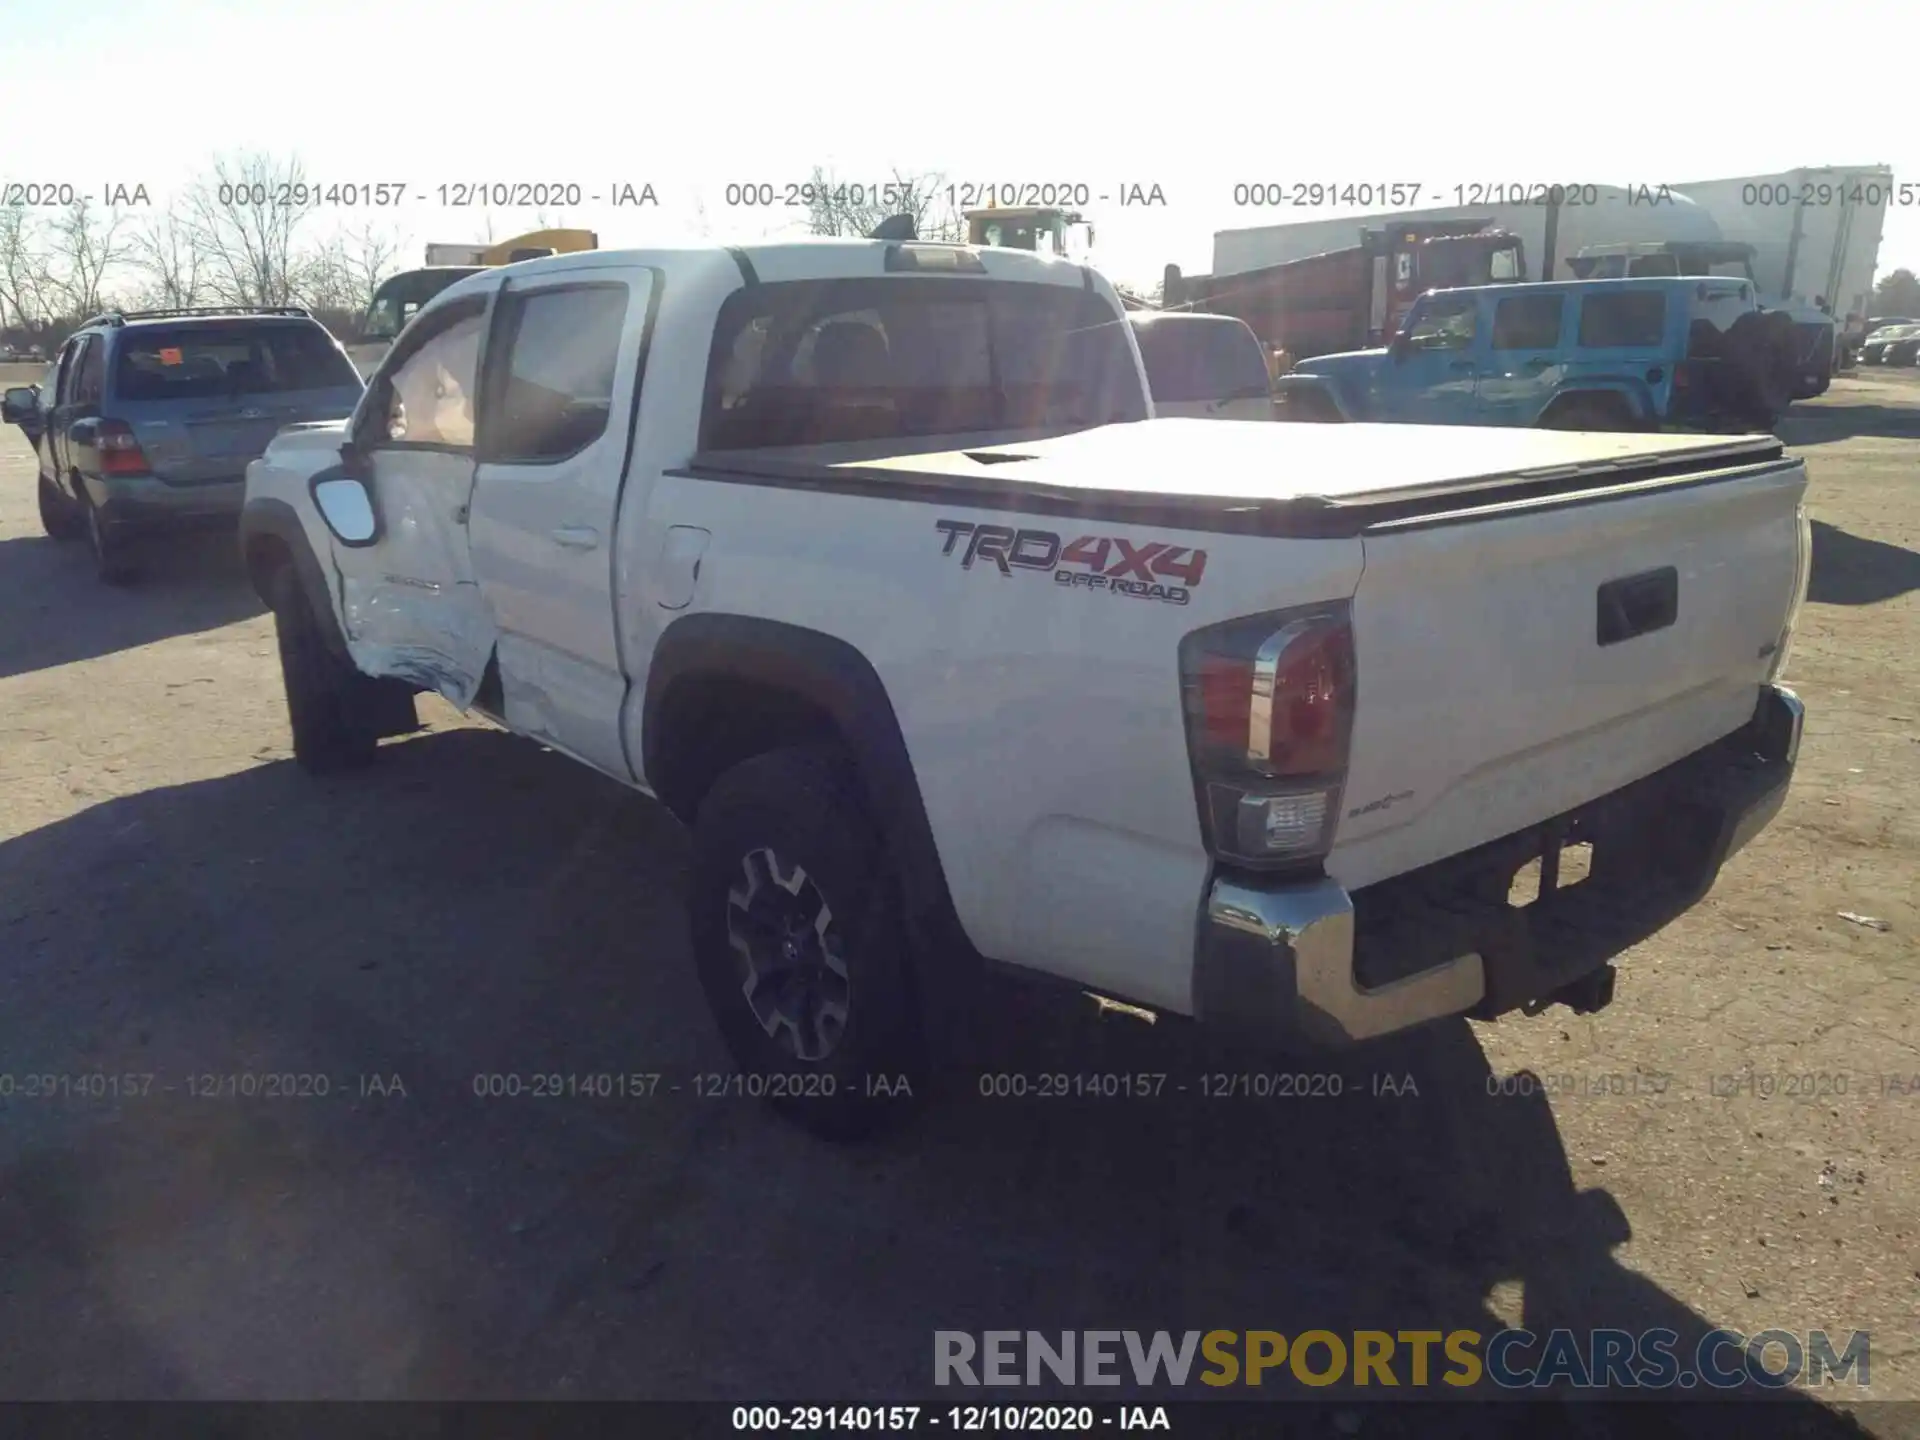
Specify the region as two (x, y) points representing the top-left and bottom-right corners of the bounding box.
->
(1273, 277), (1795, 434)
(2, 306), (363, 584)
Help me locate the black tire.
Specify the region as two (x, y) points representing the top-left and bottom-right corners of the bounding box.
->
(268, 564), (383, 773)
(38, 475), (83, 541)
(1540, 395), (1635, 431)
(83, 489), (138, 584)
(689, 744), (927, 1141)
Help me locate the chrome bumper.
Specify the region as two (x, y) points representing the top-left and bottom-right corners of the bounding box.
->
(1193, 684), (1804, 1048)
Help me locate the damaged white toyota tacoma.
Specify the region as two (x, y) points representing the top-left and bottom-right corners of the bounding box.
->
(240, 238), (1811, 1137)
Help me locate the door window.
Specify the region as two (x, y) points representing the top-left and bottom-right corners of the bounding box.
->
(378, 305), (487, 448)
(53, 339), (82, 404)
(72, 335), (106, 409)
(1490, 294), (1564, 350)
(480, 283), (631, 462)
(1404, 300), (1477, 351)
(1577, 292), (1667, 348)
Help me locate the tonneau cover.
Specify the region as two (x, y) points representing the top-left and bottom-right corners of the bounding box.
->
(686, 418), (1789, 538)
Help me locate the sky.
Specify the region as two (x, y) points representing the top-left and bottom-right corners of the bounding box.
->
(4, 0), (1916, 297)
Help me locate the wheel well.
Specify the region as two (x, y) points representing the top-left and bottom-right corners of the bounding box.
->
(1540, 390), (1637, 427)
(244, 532), (293, 603)
(1280, 384), (1343, 422)
(649, 672), (847, 824)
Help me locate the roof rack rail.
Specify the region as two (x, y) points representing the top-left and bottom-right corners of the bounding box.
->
(82, 304), (313, 327)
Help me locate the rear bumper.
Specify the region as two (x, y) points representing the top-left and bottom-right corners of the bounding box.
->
(1194, 683), (1803, 1048)
(83, 474), (245, 532)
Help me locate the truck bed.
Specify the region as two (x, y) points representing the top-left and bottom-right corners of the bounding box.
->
(682, 419), (1788, 538)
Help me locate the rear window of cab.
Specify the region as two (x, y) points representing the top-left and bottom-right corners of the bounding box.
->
(114, 323), (360, 402)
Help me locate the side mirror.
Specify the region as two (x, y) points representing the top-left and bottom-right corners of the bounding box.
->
(1389, 332), (1412, 361)
(312, 475), (378, 546)
(1, 385), (39, 423)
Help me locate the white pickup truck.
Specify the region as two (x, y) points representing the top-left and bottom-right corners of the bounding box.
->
(240, 237), (1811, 1138)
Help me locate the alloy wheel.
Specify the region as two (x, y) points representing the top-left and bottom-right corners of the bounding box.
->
(725, 847), (852, 1062)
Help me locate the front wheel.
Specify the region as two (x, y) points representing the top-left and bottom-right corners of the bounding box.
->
(689, 745), (928, 1141)
(268, 565), (386, 773)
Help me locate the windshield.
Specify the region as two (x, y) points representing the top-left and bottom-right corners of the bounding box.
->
(1131, 318), (1270, 403)
(113, 323), (361, 401)
(700, 277), (1146, 450)
(363, 269), (486, 341)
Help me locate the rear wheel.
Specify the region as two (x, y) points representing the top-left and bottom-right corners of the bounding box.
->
(38, 476), (83, 541)
(83, 490), (136, 584)
(689, 744), (928, 1141)
(268, 564), (387, 773)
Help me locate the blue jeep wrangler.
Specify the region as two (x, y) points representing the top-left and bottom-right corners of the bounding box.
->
(1274, 276), (1796, 432)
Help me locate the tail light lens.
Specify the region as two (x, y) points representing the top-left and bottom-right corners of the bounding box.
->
(95, 419), (151, 477)
(1768, 501), (1813, 683)
(1178, 603), (1357, 868)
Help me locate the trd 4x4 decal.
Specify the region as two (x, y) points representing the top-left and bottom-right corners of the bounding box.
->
(934, 520), (1206, 606)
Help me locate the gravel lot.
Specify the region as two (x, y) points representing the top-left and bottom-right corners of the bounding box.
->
(1, 365), (1915, 1432)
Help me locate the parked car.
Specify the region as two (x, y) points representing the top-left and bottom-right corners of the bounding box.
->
(242, 241), (1808, 1139)
(1273, 276), (1796, 432)
(1860, 323), (1920, 366)
(1, 306), (363, 583)
(1128, 311), (1276, 419)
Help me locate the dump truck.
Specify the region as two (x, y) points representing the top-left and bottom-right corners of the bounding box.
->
(963, 206), (1095, 260)
(346, 228), (599, 376)
(1161, 220), (1524, 363)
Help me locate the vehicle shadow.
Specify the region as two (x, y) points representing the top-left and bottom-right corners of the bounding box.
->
(1807, 520), (1920, 607)
(0, 731), (1882, 1432)
(1779, 400), (1920, 447)
(0, 529), (262, 682)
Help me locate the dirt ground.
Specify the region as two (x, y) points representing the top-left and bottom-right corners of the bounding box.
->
(0, 361), (1915, 1431)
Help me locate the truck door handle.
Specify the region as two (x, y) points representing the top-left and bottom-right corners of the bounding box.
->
(550, 525), (600, 551)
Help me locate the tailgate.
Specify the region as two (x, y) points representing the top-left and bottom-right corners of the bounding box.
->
(1329, 455), (1809, 892)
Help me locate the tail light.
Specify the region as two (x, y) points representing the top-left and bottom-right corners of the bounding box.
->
(1178, 603), (1357, 868)
(1768, 501), (1813, 683)
(95, 419), (151, 477)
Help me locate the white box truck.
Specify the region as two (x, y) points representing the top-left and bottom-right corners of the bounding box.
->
(1212, 185), (1725, 282)
(1669, 166), (1892, 372)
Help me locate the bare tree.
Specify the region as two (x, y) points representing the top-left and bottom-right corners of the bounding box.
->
(187, 152), (315, 305)
(42, 199), (130, 318)
(803, 168), (963, 241)
(338, 220), (405, 309)
(0, 203), (55, 330)
(128, 204), (204, 308)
